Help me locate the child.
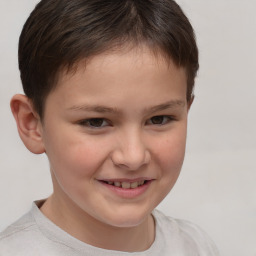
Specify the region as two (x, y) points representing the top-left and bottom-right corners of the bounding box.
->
(0, 0), (219, 255)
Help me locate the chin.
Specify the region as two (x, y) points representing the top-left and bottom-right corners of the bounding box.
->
(100, 208), (152, 228)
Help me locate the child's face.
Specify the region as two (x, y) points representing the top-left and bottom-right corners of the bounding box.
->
(40, 47), (189, 228)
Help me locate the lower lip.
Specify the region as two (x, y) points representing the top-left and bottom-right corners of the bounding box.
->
(99, 181), (153, 199)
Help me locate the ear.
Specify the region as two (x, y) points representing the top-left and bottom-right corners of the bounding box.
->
(10, 94), (45, 154)
(187, 95), (194, 111)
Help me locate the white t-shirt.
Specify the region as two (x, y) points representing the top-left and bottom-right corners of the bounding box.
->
(0, 201), (219, 255)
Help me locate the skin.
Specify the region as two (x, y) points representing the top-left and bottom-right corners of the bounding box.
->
(11, 47), (191, 252)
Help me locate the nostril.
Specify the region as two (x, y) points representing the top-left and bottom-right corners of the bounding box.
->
(111, 140), (151, 170)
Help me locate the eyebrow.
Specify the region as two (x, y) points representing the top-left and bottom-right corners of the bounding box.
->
(67, 105), (121, 114)
(67, 100), (185, 114)
(146, 100), (186, 113)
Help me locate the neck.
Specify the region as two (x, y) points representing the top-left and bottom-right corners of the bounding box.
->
(40, 194), (155, 252)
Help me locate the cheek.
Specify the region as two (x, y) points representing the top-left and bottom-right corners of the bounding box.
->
(152, 128), (187, 175)
(45, 133), (109, 182)
(147, 129), (187, 206)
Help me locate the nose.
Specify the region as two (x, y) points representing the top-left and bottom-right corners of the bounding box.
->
(111, 128), (151, 171)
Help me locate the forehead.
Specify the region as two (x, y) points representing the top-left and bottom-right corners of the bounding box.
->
(45, 47), (187, 114)
(57, 46), (186, 88)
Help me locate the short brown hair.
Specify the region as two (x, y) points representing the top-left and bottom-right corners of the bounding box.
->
(19, 0), (199, 118)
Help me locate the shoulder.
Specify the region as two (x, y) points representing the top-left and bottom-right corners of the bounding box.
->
(0, 209), (47, 256)
(153, 209), (220, 255)
(0, 211), (35, 238)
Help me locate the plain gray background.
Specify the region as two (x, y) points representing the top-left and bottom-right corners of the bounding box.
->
(0, 0), (255, 255)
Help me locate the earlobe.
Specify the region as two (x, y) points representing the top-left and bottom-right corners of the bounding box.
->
(10, 94), (45, 154)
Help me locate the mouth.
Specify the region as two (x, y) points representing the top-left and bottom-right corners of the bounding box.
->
(99, 179), (150, 189)
(98, 178), (153, 199)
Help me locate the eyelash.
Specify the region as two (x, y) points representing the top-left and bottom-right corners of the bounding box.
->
(78, 118), (110, 128)
(78, 115), (175, 129)
(146, 115), (174, 125)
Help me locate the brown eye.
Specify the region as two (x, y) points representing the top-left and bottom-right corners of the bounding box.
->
(88, 118), (104, 127)
(151, 116), (164, 124)
(79, 118), (109, 128)
(147, 116), (173, 125)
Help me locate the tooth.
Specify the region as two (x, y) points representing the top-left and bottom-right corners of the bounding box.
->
(122, 182), (131, 189)
(131, 181), (139, 189)
(107, 181), (114, 185)
(114, 182), (121, 187)
(140, 180), (145, 185)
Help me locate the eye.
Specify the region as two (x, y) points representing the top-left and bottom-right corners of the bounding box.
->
(147, 115), (173, 125)
(79, 118), (109, 128)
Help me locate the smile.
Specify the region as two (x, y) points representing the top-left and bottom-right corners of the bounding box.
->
(101, 180), (146, 189)
(98, 179), (153, 199)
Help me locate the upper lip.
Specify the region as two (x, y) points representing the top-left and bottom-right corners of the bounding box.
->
(98, 178), (153, 183)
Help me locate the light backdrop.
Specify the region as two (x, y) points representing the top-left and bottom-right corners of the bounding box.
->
(0, 1), (255, 255)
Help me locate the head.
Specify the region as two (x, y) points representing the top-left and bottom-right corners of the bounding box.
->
(18, 0), (198, 119)
(11, 0), (199, 244)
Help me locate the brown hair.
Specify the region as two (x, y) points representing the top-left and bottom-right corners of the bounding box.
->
(19, 0), (199, 118)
